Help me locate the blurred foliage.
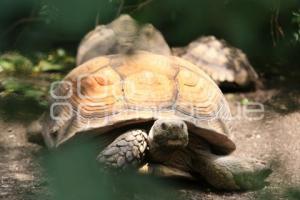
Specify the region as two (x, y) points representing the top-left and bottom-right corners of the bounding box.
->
(0, 49), (74, 75)
(0, 49), (74, 120)
(1, 77), (46, 100)
(0, 49), (74, 74)
(0, 53), (33, 75)
(37, 136), (186, 200)
(284, 187), (300, 200)
(33, 48), (75, 72)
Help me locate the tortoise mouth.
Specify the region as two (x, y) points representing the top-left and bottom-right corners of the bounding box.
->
(153, 133), (188, 149)
(166, 138), (188, 147)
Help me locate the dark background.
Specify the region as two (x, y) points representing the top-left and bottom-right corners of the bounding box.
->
(0, 0), (300, 76)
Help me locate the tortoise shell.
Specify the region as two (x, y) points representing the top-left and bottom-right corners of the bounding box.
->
(76, 14), (171, 65)
(43, 51), (235, 154)
(172, 36), (258, 86)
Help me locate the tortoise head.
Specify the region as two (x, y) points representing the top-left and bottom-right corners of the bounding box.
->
(148, 119), (189, 150)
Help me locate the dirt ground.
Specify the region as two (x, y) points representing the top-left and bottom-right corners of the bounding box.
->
(0, 87), (300, 200)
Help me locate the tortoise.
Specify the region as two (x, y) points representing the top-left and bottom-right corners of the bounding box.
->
(76, 14), (171, 65)
(31, 50), (271, 190)
(77, 15), (259, 89)
(172, 36), (259, 88)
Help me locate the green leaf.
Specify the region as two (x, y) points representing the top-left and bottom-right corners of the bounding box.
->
(36, 60), (66, 72)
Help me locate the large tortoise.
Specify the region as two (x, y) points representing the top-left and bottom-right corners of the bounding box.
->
(33, 50), (270, 190)
(77, 14), (258, 88)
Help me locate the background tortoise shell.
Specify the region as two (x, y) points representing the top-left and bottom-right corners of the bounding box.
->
(76, 14), (171, 65)
(43, 51), (235, 153)
(172, 36), (259, 86)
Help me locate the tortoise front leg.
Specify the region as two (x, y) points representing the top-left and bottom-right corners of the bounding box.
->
(97, 129), (148, 169)
(190, 150), (272, 190)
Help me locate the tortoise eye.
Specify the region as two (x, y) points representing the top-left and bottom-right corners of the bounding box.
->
(161, 123), (167, 130)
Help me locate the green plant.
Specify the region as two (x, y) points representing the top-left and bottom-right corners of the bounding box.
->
(0, 49), (75, 116)
(0, 53), (33, 75)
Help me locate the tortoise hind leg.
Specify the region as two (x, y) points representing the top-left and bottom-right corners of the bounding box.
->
(190, 150), (272, 190)
(97, 129), (148, 169)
